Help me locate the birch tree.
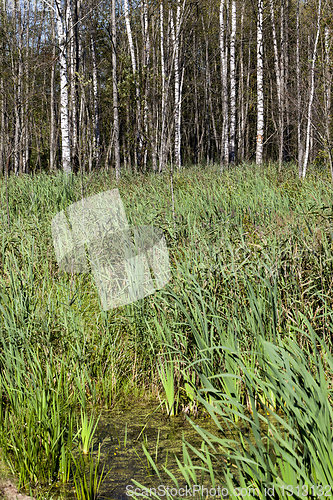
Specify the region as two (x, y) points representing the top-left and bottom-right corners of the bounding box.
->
(124, 0), (142, 171)
(256, 0), (264, 165)
(54, 0), (71, 174)
(229, 0), (236, 163)
(296, 0), (302, 175)
(172, 0), (182, 170)
(269, 0), (283, 167)
(0, 7), (5, 175)
(324, 24), (332, 182)
(141, 0), (150, 171)
(50, 9), (57, 171)
(159, 0), (166, 172)
(91, 32), (100, 167)
(13, 0), (23, 175)
(111, 0), (120, 179)
(219, 0), (229, 168)
(238, 0), (251, 160)
(22, 0), (30, 174)
(301, 0), (322, 179)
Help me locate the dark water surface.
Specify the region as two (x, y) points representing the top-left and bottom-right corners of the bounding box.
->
(95, 401), (225, 500)
(50, 400), (278, 500)
(54, 400), (237, 500)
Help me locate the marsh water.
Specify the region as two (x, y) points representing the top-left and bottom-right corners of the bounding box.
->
(50, 400), (277, 500)
(55, 400), (246, 500)
(97, 402), (215, 499)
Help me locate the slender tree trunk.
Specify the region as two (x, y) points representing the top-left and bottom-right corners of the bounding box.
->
(159, 0), (166, 172)
(172, 0), (182, 169)
(208, 57), (219, 160)
(302, 0), (322, 179)
(111, 0), (120, 179)
(151, 17), (158, 172)
(50, 10), (57, 172)
(105, 127), (114, 171)
(78, 58), (86, 174)
(0, 75), (4, 176)
(269, 0), (283, 167)
(55, 0), (71, 174)
(22, 2), (29, 174)
(219, 0), (228, 168)
(0, 2), (4, 176)
(244, 19), (252, 160)
(203, 16), (210, 165)
(229, 0), (236, 163)
(14, 0), (23, 176)
(194, 34), (199, 165)
(256, 0), (264, 165)
(324, 25), (332, 183)
(69, 1), (77, 170)
(142, 0), (150, 172)
(238, 0), (245, 160)
(124, 0), (142, 170)
(74, 0), (81, 170)
(91, 33), (100, 168)
(279, 0), (285, 168)
(201, 17), (220, 163)
(283, 0), (290, 162)
(296, 0), (302, 175)
(124, 0), (137, 71)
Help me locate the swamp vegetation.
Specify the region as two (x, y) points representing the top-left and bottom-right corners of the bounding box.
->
(0, 162), (333, 498)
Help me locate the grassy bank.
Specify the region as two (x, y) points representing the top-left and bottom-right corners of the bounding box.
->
(0, 162), (333, 497)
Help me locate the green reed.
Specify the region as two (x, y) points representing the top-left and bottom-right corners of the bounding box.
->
(80, 410), (101, 455)
(72, 444), (111, 500)
(130, 267), (333, 497)
(157, 356), (179, 417)
(1, 162), (333, 494)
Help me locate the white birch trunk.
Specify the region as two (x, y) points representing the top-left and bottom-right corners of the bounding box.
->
(23, 2), (30, 174)
(219, 0), (228, 167)
(256, 0), (264, 165)
(238, 0), (245, 159)
(91, 34), (100, 167)
(0, 78), (4, 176)
(50, 9), (56, 171)
(269, 0), (283, 166)
(159, 0), (166, 172)
(172, 1), (182, 169)
(280, 0), (286, 165)
(14, 0), (22, 175)
(324, 25), (333, 182)
(111, 0), (120, 179)
(75, 0), (81, 170)
(229, 0), (236, 163)
(55, 0), (71, 174)
(283, 0), (290, 162)
(296, 0), (302, 176)
(124, 0), (137, 73)
(124, 0), (142, 169)
(301, 0), (322, 179)
(142, 0), (150, 171)
(69, 3), (76, 159)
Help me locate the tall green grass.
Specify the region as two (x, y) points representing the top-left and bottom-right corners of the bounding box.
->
(1, 162), (333, 494)
(132, 278), (333, 497)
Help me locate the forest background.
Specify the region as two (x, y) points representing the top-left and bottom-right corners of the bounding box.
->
(0, 0), (332, 180)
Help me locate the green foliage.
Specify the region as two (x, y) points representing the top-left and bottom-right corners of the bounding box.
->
(80, 410), (101, 455)
(130, 285), (333, 497)
(0, 163), (333, 494)
(72, 444), (111, 500)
